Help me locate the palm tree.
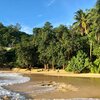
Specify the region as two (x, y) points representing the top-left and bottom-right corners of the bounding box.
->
(74, 9), (88, 36)
(88, 0), (100, 44)
(95, 0), (100, 43)
(96, 0), (100, 12)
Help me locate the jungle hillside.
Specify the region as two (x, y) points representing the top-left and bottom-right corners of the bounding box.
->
(0, 0), (100, 73)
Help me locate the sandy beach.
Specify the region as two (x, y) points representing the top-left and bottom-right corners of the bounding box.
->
(32, 70), (100, 78)
(1, 68), (100, 99)
(4, 68), (100, 78)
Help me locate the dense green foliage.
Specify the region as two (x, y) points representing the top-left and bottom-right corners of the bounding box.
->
(0, 23), (30, 47)
(0, 0), (100, 73)
(16, 45), (38, 68)
(65, 50), (90, 73)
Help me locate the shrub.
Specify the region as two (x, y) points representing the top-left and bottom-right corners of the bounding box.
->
(90, 58), (100, 73)
(65, 50), (90, 73)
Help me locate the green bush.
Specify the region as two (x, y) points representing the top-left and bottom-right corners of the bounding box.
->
(65, 50), (90, 73)
(90, 58), (100, 73)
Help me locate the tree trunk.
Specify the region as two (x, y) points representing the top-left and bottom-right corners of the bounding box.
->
(63, 64), (65, 70)
(44, 64), (47, 70)
(96, 33), (100, 43)
(52, 63), (55, 70)
(84, 24), (88, 35)
(47, 64), (49, 71)
(90, 41), (93, 60)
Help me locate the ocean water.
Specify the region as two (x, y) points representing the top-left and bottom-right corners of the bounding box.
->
(0, 72), (30, 100)
(0, 73), (100, 100)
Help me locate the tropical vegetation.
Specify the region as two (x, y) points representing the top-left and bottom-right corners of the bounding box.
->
(0, 0), (100, 73)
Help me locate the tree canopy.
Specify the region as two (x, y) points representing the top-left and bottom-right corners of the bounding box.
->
(0, 0), (100, 73)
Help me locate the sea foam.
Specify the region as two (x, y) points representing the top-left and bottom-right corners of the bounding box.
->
(0, 72), (30, 100)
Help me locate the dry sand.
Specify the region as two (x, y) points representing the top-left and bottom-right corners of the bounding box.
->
(1, 68), (100, 78)
(7, 68), (100, 78)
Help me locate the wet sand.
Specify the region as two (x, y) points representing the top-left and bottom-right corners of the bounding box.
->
(1, 69), (100, 99)
(5, 73), (100, 99)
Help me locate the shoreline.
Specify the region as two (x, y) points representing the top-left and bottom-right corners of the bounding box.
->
(1, 68), (100, 99)
(1, 68), (100, 78)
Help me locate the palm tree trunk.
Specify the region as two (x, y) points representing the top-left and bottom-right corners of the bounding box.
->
(90, 41), (93, 60)
(44, 64), (47, 70)
(52, 62), (55, 70)
(85, 26), (88, 35)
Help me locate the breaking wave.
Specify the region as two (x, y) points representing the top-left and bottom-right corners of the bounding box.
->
(0, 72), (30, 100)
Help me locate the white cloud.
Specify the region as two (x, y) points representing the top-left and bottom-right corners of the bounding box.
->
(21, 25), (32, 34)
(47, 0), (56, 7)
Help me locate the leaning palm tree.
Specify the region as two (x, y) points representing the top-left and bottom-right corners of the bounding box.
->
(96, 0), (100, 11)
(87, 0), (100, 44)
(86, 3), (100, 60)
(95, 0), (100, 43)
(74, 9), (88, 36)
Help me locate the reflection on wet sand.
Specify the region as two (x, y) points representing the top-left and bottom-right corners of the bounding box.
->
(6, 74), (100, 99)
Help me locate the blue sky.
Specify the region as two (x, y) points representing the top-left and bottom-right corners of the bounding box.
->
(0, 0), (97, 34)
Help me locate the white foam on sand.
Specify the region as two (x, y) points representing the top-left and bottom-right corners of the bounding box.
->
(0, 73), (100, 100)
(0, 72), (30, 100)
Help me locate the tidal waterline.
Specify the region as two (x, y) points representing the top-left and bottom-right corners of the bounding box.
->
(6, 74), (100, 99)
(0, 72), (30, 99)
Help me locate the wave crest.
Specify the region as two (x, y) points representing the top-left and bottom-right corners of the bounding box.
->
(0, 72), (30, 99)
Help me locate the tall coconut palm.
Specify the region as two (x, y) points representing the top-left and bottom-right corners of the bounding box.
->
(95, 0), (100, 43)
(86, 1), (100, 60)
(88, 0), (100, 44)
(74, 9), (88, 36)
(96, 0), (100, 12)
(86, 9), (95, 60)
